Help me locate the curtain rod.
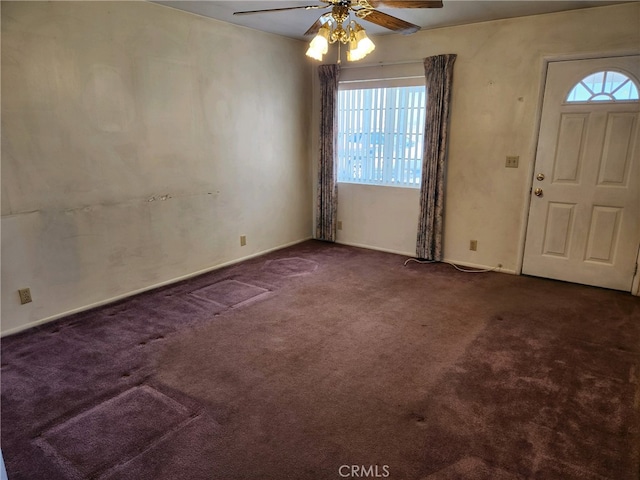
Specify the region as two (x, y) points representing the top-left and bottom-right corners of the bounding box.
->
(339, 75), (424, 84)
(337, 59), (423, 70)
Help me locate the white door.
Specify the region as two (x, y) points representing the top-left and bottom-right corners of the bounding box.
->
(522, 56), (640, 291)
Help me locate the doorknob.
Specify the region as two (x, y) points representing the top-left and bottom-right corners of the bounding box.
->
(536, 173), (545, 181)
(534, 188), (543, 197)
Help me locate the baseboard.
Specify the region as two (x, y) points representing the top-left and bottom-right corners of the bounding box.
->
(442, 258), (517, 275)
(1, 237), (312, 337)
(335, 240), (414, 257)
(334, 241), (517, 275)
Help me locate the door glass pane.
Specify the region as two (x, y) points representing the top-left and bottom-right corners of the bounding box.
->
(567, 70), (639, 102)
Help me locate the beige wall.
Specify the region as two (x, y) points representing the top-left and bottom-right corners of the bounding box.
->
(1, 1), (313, 334)
(326, 3), (640, 274)
(336, 184), (420, 255)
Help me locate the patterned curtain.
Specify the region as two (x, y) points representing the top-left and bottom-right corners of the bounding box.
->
(416, 54), (457, 260)
(316, 64), (340, 242)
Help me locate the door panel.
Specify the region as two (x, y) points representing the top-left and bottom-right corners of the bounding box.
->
(522, 56), (640, 291)
(584, 205), (621, 263)
(553, 113), (587, 183)
(542, 202), (575, 257)
(598, 113), (637, 185)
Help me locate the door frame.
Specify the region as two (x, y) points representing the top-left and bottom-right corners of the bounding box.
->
(517, 49), (640, 295)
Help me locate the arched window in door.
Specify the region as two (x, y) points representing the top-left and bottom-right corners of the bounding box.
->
(566, 70), (639, 102)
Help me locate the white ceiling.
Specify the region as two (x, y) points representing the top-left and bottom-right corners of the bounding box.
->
(153, 1), (632, 40)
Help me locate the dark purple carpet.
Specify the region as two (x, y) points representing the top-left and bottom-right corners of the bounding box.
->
(190, 279), (270, 307)
(37, 385), (194, 478)
(1, 240), (639, 479)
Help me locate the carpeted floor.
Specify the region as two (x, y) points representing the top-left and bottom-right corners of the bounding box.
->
(1, 240), (639, 479)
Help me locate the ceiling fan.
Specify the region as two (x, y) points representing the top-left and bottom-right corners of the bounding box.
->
(234, 1), (444, 62)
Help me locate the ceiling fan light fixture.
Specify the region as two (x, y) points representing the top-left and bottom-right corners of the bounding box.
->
(236, 0), (432, 62)
(306, 24), (330, 60)
(305, 43), (324, 61)
(346, 22), (375, 62)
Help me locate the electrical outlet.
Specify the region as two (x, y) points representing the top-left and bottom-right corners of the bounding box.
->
(470, 240), (478, 251)
(240, 235), (247, 247)
(18, 288), (32, 305)
(337, 221), (343, 230)
(505, 156), (519, 168)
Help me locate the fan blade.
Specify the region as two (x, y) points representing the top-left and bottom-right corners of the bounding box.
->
(366, 1), (443, 8)
(304, 14), (331, 36)
(234, 5), (325, 16)
(356, 9), (420, 34)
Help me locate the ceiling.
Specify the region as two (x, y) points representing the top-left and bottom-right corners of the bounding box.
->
(153, 1), (632, 40)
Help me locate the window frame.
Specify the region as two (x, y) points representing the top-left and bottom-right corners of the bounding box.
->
(337, 76), (426, 189)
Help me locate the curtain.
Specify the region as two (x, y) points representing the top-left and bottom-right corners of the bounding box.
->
(416, 54), (457, 260)
(316, 64), (340, 242)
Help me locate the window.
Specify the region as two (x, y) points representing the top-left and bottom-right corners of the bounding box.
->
(566, 70), (639, 103)
(337, 85), (426, 187)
